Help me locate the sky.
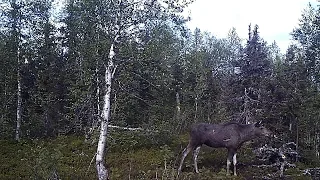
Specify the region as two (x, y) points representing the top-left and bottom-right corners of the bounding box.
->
(184, 0), (319, 53)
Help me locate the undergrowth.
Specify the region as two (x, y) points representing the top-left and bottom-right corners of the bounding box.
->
(0, 131), (315, 179)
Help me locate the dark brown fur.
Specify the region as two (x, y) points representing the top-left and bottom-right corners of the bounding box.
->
(178, 121), (272, 176)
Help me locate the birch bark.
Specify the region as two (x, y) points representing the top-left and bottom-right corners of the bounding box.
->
(15, 46), (22, 141)
(15, 70), (22, 141)
(96, 43), (116, 180)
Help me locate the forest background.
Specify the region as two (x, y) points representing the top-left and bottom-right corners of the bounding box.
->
(0, 0), (320, 179)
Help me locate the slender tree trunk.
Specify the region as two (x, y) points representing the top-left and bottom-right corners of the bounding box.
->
(15, 48), (22, 141)
(244, 88), (249, 124)
(96, 60), (101, 122)
(96, 34), (101, 121)
(2, 73), (8, 129)
(85, 61), (101, 141)
(289, 119), (292, 132)
(113, 93), (117, 115)
(175, 92), (182, 131)
(207, 99), (210, 121)
(176, 92), (181, 121)
(316, 132), (319, 159)
(15, 74), (22, 141)
(295, 118), (299, 162)
(194, 95), (198, 122)
(96, 43), (116, 180)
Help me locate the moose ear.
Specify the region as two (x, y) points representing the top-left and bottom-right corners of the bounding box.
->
(254, 120), (263, 127)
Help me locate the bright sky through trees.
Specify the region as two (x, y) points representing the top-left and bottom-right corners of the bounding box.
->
(185, 0), (319, 53)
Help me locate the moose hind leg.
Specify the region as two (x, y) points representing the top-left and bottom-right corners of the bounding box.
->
(226, 150), (234, 176)
(178, 144), (192, 174)
(193, 146), (201, 173)
(226, 157), (231, 176)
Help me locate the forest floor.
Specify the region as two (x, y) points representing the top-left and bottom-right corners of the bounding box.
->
(0, 129), (317, 180)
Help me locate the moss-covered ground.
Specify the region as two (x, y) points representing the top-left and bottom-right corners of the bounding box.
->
(0, 130), (315, 179)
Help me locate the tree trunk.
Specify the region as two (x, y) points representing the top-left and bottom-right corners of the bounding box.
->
(207, 99), (211, 121)
(96, 61), (101, 120)
(194, 95), (198, 123)
(15, 45), (22, 141)
(96, 33), (101, 123)
(95, 57), (101, 129)
(176, 92), (181, 121)
(316, 133), (319, 159)
(289, 121), (292, 132)
(2, 71), (8, 123)
(295, 118), (299, 162)
(244, 88), (250, 124)
(86, 48), (102, 141)
(96, 44), (116, 180)
(15, 71), (22, 141)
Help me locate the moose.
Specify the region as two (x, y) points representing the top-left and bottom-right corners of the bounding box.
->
(178, 121), (272, 176)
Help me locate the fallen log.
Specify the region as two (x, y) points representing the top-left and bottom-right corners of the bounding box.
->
(253, 142), (299, 177)
(303, 167), (320, 178)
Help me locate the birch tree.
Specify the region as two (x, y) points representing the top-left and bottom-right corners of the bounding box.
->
(94, 0), (193, 179)
(13, 4), (22, 141)
(3, 0), (24, 141)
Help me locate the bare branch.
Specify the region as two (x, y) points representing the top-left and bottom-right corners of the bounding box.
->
(118, 81), (151, 106)
(108, 125), (158, 132)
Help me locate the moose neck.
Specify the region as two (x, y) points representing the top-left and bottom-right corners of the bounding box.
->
(239, 124), (258, 144)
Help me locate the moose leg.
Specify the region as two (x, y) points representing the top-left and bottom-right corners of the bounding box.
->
(233, 153), (237, 176)
(226, 157), (231, 175)
(178, 144), (193, 175)
(193, 146), (201, 173)
(226, 149), (235, 176)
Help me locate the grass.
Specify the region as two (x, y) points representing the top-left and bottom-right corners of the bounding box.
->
(0, 131), (316, 179)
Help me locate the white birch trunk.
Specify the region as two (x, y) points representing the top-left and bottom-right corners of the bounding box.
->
(96, 44), (116, 180)
(15, 74), (22, 141)
(176, 92), (181, 121)
(15, 48), (22, 142)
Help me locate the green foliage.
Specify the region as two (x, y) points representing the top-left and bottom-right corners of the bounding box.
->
(0, 136), (95, 179)
(0, 134), (317, 179)
(300, 149), (320, 167)
(292, 3), (320, 82)
(107, 129), (175, 152)
(33, 147), (62, 179)
(227, 24), (273, 123)
(0, 1), (320, 179)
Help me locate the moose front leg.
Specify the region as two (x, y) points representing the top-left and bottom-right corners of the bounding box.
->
(233, 153), (237, 176)
(227, 149), (236, 176)
(193, 146), (201, 173)
(178, 144), (192, 175)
